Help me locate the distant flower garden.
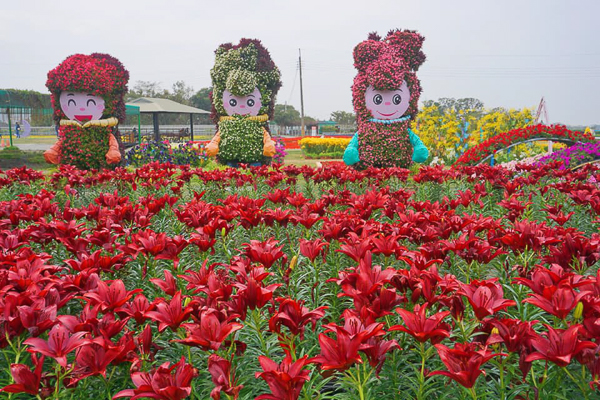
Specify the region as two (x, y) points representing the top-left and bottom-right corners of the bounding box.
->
(125, 141), (210, 168)
(537, 141), (600, 169)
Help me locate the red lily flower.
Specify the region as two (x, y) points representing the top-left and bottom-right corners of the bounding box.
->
(291, 206), (323, 229)
(430, 343), (505, 388)
(543, 233), (600, 271)
(513, 264), (574, 296)
(360, 336), (400, 375)
(334, 252), (397, 311)
(526, 324), (596, 367)
(155, 235), (189, 269)
(311, 331), (364, 372)
(208, 354), (243, 400)
(114, 356), (197, 400)
(458, 279), (516, 320)
(83, 279), (142, 312)
(371, 234), (402, 258)
(174, 310), (243, 351)
(150, 269), (178, 296)
(233, 278), (281, 311)
(134, 324), (163, 365)
(69, 340), (120, 384)
(523, 287), (589, 319)
(337, 233), (374, 262)
(144, 292), (193, 332)
(121, 229), (168, 259)
(0, 354), (45, 395)
(299, 238), (328, 263)
(189, 229), (217, 254)
(487, 318), (538, 353)
(313, 312), (384, 372)
(18, 300), (57, 337)
(263, 208), (292, 227)
(116, 293), (155, 325)
(255, 354), (313, 400)
(268, 297), (327, 339)
(24, 323), (88, 368)
(389, 303), (451, 344)
(243, 239), (287, 269)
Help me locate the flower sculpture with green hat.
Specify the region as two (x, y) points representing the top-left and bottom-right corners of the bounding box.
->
(44, 53), (129, 170)
(206, 39), (281, 166)
(344, 30), (429, 169)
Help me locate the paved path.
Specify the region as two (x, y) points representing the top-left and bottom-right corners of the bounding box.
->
(11, 144), (52, 151)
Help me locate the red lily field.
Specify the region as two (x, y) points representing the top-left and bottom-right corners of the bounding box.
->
(0, 161), (600, 399)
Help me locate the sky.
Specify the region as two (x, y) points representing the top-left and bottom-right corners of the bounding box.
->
(1, 0), (599, 125)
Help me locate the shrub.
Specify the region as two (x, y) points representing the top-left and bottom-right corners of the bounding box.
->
(272, 137), (287, 165)
(125, 141), (209, 167)
(299, 137), (350, 159)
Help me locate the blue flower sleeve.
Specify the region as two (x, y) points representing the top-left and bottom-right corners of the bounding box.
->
(343, 132), (360, 166)
(408, 128), (429, 163)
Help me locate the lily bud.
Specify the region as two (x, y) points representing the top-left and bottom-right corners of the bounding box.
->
(574, 302), (583, 320)
(221, 227), (227, 238)
(289, 255), (298, 271)
(184, 297), (192, 307)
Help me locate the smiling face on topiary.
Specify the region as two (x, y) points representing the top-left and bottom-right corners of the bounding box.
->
(223, 88), (263, 116)
(210, 39), (281, 122)
(59, 92), (106, 122)
(365, 81), (411, 120)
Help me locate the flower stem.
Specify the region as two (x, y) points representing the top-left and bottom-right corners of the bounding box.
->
(468, 387), (477, 400)
(563, 367), (589, 400)
(417, 341), (426, 400)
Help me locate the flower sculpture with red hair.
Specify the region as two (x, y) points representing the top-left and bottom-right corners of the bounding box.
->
(344, 30), (429, 169)
(44, 53), (129, 170)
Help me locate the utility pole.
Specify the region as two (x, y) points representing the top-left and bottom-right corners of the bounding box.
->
(298, 48), (305, 137)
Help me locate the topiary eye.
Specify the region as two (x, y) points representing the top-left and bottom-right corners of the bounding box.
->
(373, 94), (383, 105)
(247, 99), (255, 107)
(87, 99), (96, 107)
(229, 99), (237, 107)
(392, 94), (402, 105)
(68, 99), (76, 107)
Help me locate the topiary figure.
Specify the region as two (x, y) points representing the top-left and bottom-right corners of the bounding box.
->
(44, 53), (129, 170)
(343, 30), (429, 169)
(205, 39), (281, 166)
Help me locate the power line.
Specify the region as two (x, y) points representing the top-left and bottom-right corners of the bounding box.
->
(286, 62), (299, 104)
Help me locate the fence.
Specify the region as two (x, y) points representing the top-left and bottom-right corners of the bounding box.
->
(270, 124), (356, 136)
(0, 123), (359, 141)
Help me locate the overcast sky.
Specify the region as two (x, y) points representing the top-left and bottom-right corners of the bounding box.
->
(1, 0), (598, 125)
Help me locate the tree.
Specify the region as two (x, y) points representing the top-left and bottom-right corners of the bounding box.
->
(170, 81), (194, 105)
(127, 81), (167, 100)
(273, 104), (301, 126)
(190, 87), (213, 112)
(423, 98), (484, 114)
(330, 110), (356, 125)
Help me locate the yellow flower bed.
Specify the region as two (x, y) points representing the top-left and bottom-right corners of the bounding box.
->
(299, 137), (351, 158)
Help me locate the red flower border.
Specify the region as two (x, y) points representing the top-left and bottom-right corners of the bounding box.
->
(454, 124), (596, 166)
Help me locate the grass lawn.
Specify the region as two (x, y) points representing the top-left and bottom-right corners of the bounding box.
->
(283, 149), (342, 167)
(7, 136), (58, 145)
(0, 146), (339, 170)
(0, 146), (53, 170)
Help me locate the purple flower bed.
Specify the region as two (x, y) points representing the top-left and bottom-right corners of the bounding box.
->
(537, 141), (600, 169)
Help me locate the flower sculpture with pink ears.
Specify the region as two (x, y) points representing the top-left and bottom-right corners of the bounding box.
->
(344, 30), (429, 169)
(44, 53), (129, 170)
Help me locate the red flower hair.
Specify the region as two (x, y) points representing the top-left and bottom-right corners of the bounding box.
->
(46, 53), (129, 123)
